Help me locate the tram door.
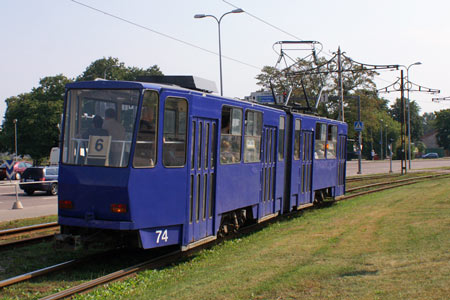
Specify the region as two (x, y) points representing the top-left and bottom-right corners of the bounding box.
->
(189, 118), (217, 242)
(260, 126), (277, 217)
(300, 131), (314, 203)
(336, 134), (347, 194)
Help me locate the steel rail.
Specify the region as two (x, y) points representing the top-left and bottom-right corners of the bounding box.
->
(0, 222), (59, 250)
(339, 174), (449, 200)
(346, 173), (403, 182)
(0, 234), (55, 251)
(346, 174), (449, 193)
(38, 250), (184, 300)
(0, 260), (77, 289)
(0, 249), (127, 289)
(36, 173), (449, 299)
(0, 222), (58, 238)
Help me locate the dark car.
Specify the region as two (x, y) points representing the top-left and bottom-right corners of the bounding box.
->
(19, 166), (58, 195)
(422, 152), (439, 159)
(0, 161), (32, 180)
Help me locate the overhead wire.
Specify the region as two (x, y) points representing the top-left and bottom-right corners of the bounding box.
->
(222, 0), (330, 58)
(69, 0), (261, 70)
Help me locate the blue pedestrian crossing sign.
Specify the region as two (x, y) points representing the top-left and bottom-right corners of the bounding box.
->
(5, 160), (14, 180)
(354, 121), (364, 132)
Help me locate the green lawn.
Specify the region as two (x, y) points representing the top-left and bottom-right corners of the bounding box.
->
(71, 177), (449, 300)
(0, 215), (57, 231)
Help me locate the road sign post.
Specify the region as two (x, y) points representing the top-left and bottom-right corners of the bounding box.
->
(12, 183), (23, 209)
(5, 160), (14, 181)
(354, 101), (364, 174)
(5, 159), (24, 209)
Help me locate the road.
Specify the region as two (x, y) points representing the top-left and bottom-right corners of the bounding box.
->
(346, 157), (450, 176)
(0, 158), (449, 222)
(0, 181), (57, 222)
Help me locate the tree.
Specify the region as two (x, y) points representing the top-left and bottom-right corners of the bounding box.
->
(434, 109), (450, 150)
(0, 57), (164, 162)
(78, 57), (163, 81)
(0, 75), (71, 163)
(255, 55), (400, 159)
(256, 55), (379, 119)
(422, 112), (436, 134)
(388, 99), (423, 142)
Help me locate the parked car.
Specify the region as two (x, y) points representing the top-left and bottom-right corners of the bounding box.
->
(0, 161), (32, 180)
(19, 166), (58, 195)
(422, 152), (439, 159)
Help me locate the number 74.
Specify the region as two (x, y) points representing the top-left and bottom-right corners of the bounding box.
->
(155, 229), (168, 243)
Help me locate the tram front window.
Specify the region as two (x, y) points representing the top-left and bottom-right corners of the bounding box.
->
(62, 89), (140, 167)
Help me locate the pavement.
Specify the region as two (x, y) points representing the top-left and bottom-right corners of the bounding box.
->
(0, 181), (57, 222)
(1, 158), (449, 223)
(346, 157), (450, 176)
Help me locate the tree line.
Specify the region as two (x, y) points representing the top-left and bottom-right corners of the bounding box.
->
(255, 56), (449, 159)
(0, 55), (448, 164)
(0, 57), (162, 164)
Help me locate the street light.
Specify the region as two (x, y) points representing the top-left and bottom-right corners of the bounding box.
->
(401, 62), (422, 170)
(380, 119), (383, 160)
(13, 119), (18, 161)
(385, 124), (388, 158)
(194, 8), (244, 96)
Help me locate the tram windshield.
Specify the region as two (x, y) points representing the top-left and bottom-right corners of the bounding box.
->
(62, 89), (140, 167)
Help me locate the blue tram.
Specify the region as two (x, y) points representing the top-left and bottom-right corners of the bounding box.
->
(57, 77), (347, 249)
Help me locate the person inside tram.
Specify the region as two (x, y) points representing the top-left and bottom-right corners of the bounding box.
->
(138, 106), (156, 137)
(221, 139), (236, 163)
(136, 106), (156, 166)
(103, 108), (126, 166)
(221, 118), (230, 134)
(82, 115), (109, 139)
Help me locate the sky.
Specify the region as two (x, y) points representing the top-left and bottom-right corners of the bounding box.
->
(1, 0), (450, 124)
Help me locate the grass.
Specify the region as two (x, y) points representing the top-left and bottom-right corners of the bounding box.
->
(0, 215), (57, 231)
(74, 177), (449, 300)
(1, 177), (448, 299)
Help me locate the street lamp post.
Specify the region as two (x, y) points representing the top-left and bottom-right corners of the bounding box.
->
(13, 119), (18, 161)
(194, 8), (244, 96)
(385, 124), (388, 158)
(380, 119), (383, 160)
(402, 62), (422, 170)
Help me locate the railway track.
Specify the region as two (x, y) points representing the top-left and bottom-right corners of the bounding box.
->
(339, 173), (450, 200)
(0, 222), (59, 250)
(346, 173), (403, 182)
(2, 173), (448, 299)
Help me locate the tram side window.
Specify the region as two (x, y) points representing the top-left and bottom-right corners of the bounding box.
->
(244, 110), (262, 163)
(294, 119), (301, 160)
(278, 116), (285, 161)
(163, 97), (188, 167)
(220, 106), (242, 164)
(327, 125), (337, 159)
(315, 123), (327, 159)
(133, 90), (158, 168)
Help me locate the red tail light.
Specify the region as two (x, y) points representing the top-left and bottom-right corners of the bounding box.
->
(40, 178), (45, 182)
(111, 204), (127, 213)
(59, 200), (73, 209)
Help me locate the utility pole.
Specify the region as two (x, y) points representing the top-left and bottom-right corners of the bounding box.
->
(13, 119), (18, 161)
(337, 47), (344, 122)
(400, 70), (407, 175)
(357, 95), (362, 174)
(378, 69), (439, 174)
(380, 119), (383, 160)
